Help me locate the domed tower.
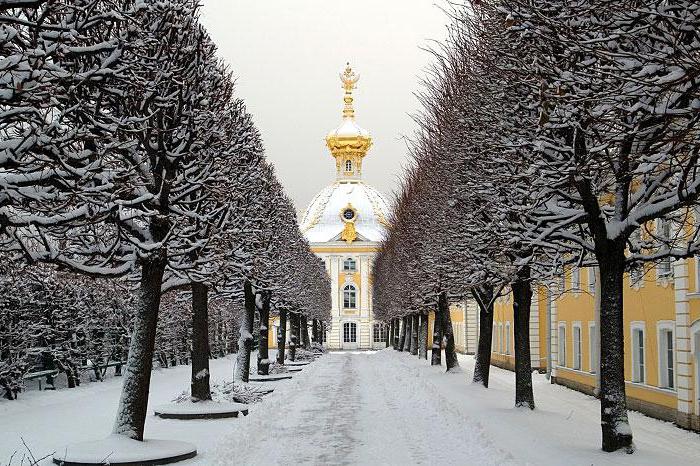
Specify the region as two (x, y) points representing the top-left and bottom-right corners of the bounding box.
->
(299, 64), (390, 350)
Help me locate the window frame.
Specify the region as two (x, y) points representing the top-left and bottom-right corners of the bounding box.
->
(505, 321), (511, 355)
(572, 322), (582, 370)
(343, 284), (357, 309)
(657, 321), (675, 390)
(498, 323), (504, 353)
(343, 257), (357, 272)
(631, 322), (646, 383)
(343, 322), (357, 343)
(558, 322), (567, 367)
(588, 321), (597, 374)
(345, 159), (353, 172)
(571, 267), (581, 291)
(373, 323), (386, 343)
(587, 267), (597, 294)
(656, 219), (673, 278)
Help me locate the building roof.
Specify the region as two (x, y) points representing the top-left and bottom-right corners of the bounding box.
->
(299, 181), (390, 244)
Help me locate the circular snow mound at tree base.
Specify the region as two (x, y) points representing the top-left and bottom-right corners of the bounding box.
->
(52, 435), (196, 465)
(153, 400), (249, 419)
(247, 373), (293, 382)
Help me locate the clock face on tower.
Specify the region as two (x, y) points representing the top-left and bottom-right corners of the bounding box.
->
(342, 208), (356, 221)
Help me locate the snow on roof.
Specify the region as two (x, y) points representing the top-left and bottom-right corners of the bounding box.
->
(326, 118), (370, 139)
(300, 181), (390, 243)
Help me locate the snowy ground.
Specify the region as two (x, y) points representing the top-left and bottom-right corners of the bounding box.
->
(1, 350), (699, 465)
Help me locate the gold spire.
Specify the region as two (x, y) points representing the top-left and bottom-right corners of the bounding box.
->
(340, 62), (360, 119)
(326, 63), (372, 181)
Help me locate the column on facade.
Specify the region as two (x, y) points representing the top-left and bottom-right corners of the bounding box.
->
(530, 295), (541, 370)
(329, 255), (341, 349)
(360, 254), (371, 348)
(673, 258), (693, 427)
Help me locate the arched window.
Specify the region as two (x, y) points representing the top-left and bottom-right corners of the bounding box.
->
(345, 159), (353, 172)
(343, 257), (356, 272)
(343, 284), (356, 309)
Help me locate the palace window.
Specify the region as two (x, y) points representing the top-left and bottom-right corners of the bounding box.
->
(345, 159), (353, 172)
(492, 324), (497, 352)
(658, 323), (675, 389)
(343, 257), (357, 272)
(589, 322), (597, 374)
(558, 323), (567, 366)
(573, 323), (582, 370)
(632, 323), (646, 383)
(630, 263), (644, 287)
(343, 322), (357, 343)
(587, 267), (596, 294)
(343, 284), (357, 309)
(560, 268), (567, 293)
(571, 267), (581, 290)
(657, 219), (673, 278)
(505, 322), (511, 355)
(373, 323), (386, 343)
(498, 323), (503, 353)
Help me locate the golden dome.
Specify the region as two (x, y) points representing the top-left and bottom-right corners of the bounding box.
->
(325, 63), (372, 181)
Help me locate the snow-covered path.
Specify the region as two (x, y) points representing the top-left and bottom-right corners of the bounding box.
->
(2, 349), (699, 465)
(215, 351), (510, 465)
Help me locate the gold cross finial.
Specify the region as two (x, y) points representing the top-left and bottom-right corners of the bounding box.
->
(339, 62), (360, 119)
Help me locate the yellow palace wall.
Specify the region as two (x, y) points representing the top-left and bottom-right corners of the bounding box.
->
(490, 257), (700, 432)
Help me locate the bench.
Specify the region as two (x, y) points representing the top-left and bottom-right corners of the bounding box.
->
(23, 369), (59, 391)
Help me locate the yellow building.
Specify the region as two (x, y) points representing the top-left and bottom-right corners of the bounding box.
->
(489, 257), (700, 432)
(268, 64), (390, 350)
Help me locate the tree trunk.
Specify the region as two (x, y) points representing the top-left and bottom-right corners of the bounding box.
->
(410, 314), (419, 356)
(191, 282), (211, 401)
(385, 323), (390, 348)
(472, 285), (494, 387)
(512, 271), (535, 409)
(277, 309), (287, 364)
(113, 256), (166, 440)
(312, 319), (319, 343)
(439, 291), (459, 371)
(389, 320), (395, 349)
(403, 315), (412, 352)
(257, 290), (271, 376)
(235, 279), (255, 383)
(300, 315), (310, 349)
(431, 309), (443, 366)
(597, 242), (633, 452)
(289, 312), (300, 361)
(398, 316), (407, 351)
(419, 313), (428, 360)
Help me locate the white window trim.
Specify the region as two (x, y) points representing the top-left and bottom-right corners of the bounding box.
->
(497, 323), (503, 354)
(343, 284), (357, 309)
(655, 219), (673, 280)
(631, 321), (646, 383)
(587, 267), (597, 294)
(656, 321), (675, 390)
(588, 321), (597, 374)
(572, 322), (582, 370)
(571, 267), (581, 292)
(558, 322), (567, 367)
(505, 322), (511, 355)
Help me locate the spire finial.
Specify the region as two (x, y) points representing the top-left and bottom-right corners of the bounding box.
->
(339, 62), (360, 119)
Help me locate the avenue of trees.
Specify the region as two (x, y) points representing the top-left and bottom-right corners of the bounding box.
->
(373, 0), (700, 454)
(0, 0), (330, 448)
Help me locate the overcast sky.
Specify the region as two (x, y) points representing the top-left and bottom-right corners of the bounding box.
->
(199, 1), (449, 212)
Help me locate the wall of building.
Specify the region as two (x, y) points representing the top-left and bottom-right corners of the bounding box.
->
(488, 257), (700, 432)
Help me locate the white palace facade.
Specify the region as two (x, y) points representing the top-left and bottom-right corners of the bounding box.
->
(299, 64), (390, 350)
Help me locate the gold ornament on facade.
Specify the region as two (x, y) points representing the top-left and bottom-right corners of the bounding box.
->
(340, 203), (358, 243)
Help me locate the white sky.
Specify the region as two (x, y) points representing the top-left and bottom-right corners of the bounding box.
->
(199, 1), (449, 212)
